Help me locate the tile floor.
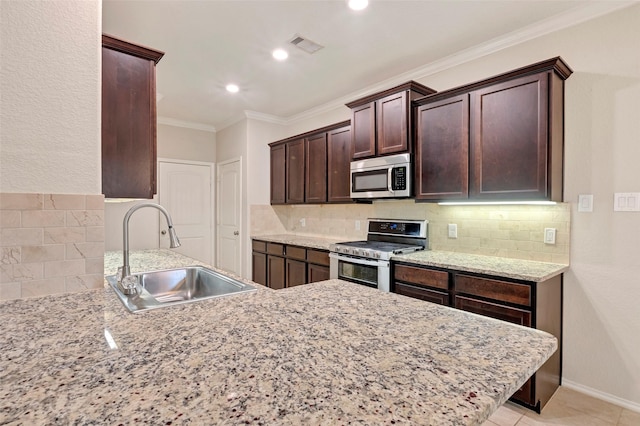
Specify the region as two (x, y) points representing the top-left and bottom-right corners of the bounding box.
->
(483, 387), (640, 426)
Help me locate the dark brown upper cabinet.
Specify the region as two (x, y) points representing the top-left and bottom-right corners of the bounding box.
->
(286, 139), (305, 204)
(305, 133), (328, 203)
(269, 120), (351, 205)
(327, 125), (352, 203)
(101, 34), (164, 199)
(414, 57), (572, 202)
(346, 81), (435, 160)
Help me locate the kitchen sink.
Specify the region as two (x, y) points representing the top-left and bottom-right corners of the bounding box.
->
(106, 266), (257, 313)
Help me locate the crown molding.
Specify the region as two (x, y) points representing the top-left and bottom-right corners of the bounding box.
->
(157, 116), (216, 133)
(244, 110), (288, 125)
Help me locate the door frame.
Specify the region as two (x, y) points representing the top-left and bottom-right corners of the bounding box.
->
(216, 157), (243, 274)
(158, 158), (215, 263)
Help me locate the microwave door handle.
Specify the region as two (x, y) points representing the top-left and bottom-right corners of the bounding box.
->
(388, 168), (394, 193)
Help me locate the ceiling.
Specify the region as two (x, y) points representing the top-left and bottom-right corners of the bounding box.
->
(102, 1), (631, 131)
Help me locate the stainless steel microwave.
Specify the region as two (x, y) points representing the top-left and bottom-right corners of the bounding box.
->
(350, 153), (411, 199)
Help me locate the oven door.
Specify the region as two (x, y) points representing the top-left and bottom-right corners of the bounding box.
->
(329, 253), (390, 292)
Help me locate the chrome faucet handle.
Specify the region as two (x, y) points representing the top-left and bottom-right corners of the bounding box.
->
(119, 274), (138, 295)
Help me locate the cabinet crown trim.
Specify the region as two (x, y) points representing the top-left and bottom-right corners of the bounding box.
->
(268, 120), (350, 147)
(102, 34), (165, 64)
(346, 81), (436, 108)
(414, 57), (572, 106)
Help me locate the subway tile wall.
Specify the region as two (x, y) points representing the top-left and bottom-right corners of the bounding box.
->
(250, 201), (570, 264)
(0, 193), (105, 300)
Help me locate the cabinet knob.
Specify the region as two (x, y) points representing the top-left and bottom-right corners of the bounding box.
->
(161, 230), (167, 235)
(233, 231), (239, 236)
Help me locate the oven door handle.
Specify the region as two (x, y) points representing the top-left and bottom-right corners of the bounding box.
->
(388, 167), (394, 193)
(329, 252), (387, 267)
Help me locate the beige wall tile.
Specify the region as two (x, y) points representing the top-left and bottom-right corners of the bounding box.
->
(85, 226), (105, 242)
(0, 193), (43, 210)
(85, 257), (104, 275)
(44, 259), (85, 278)
(1, 247), (20, 264)
(0, 282), (21, 301)
(0, 228), (42, 247)
(0, 263), (44, 283)
(66, 274), (104, 291)
(21, 277), (65, 298)
(44, 227), (86, 244)
(22, 210), (66, 227)
(66, 210), (104, 227)
(44, 194), (85, 210)
(0, 210), (21, 228)
(65, 242), (104, 259)
(85, 194), (105, 210)
(21, 245), (65, 263)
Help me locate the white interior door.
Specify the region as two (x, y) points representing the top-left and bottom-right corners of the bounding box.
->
(216, 158), (242, 275)
(158, 160), (213, 264)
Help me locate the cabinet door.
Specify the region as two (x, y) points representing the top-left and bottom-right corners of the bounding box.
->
(455, 296), (531, 327)
(286, 139), (305, 204)
(102, 46), (158, 199)
(327, 126), (352, 203)
(305, 133), (327, 203)
(308, 263), (330, 283)
(377, 91), (409, 156)
(286, 259), (307, 287)
(270, 144), (286, 204)
(267, 255), (286, 290)
(415, 94), (469, 200)
(351, 102), (376, 159)
(251, 251), (267, 286)
(470, 72), (549, 200)
(395, 283), (449, 306)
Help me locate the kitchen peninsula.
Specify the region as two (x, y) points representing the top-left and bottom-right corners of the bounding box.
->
(0, 250), (557, 425)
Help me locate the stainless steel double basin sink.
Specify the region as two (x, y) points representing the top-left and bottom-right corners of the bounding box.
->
(106, 266), (257, 313)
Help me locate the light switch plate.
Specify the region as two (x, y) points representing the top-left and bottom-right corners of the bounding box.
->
(578, 194), (593, 212)
(448, 223), (458, 239)
(614, 193), (640, 211)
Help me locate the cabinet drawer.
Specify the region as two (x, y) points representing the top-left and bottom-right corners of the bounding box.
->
(394, 264), (449, 291)
(286, 245), (306, 261)
(266, 243), (285, 256)
(395, 282), (449, 306)
(252, 240), (267, 253)
(455, 274), (531, 307)
(455, 296), (531, 327)
(307, 249), (330, 266)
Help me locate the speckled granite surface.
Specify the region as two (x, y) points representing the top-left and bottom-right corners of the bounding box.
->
(252, 234), (345, 251)
(0, 254), (557, 425)
(253, 234), (568, 282)
(394, 251), (568, 282)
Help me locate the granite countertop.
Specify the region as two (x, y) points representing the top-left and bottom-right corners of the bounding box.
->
(0, 249), (557, 425)
(253, 234), (568, 282)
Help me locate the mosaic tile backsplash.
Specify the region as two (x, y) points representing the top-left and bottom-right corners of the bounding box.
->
(251, 200), (570, 264)
(0, 193), (105, 300)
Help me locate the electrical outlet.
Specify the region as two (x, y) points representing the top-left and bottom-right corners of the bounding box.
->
(544, 228), (556, 245)
(448, 223), (457, 239)
(355, 220), (361, 231)
(300, 218), (306, 227)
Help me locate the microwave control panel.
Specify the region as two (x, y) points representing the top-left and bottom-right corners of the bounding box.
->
(391, 166), (407, 190)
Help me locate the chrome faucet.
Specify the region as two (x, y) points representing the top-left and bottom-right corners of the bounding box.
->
(118, 203), (181, 295)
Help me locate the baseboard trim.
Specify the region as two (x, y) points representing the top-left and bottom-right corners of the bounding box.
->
(562, 380), (640, 413)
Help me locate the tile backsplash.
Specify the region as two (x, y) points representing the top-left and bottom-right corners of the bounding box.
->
(251, 200), (570, 264)
(0, 193), (105, 300)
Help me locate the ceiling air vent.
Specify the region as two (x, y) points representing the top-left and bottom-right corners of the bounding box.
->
(289, 34), (324, 54)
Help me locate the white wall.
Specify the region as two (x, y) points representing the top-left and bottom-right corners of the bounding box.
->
(158, 123), (216, 163)
(269, 5), (640, 408)
(0, 0), (101, 194)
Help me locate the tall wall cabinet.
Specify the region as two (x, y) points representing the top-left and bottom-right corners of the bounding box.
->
(102, 34), (164, 199)
(414, 57), (572, 202)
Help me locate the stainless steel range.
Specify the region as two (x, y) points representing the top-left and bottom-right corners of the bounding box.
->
(329, 219), (428, 292)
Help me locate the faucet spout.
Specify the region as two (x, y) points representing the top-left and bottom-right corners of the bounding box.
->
(119, 202), (181, 294)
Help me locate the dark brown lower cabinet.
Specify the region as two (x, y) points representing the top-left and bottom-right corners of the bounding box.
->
(392, 261), (562, 412)
(252, 239), (330, 289)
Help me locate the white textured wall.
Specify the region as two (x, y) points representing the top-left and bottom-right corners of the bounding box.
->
(158, 124), (216, 163)
(269, 5), (640, 408)
(0, 0), (101, 194)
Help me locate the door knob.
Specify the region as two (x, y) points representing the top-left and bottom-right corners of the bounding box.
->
(233, 231), (239, 236)
(161, 230), (167, 235)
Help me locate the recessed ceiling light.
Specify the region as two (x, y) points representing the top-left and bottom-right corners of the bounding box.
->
(348, 0), (368, 11)
(226, 84), (239, 93)
(272, 48), (288, 61)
